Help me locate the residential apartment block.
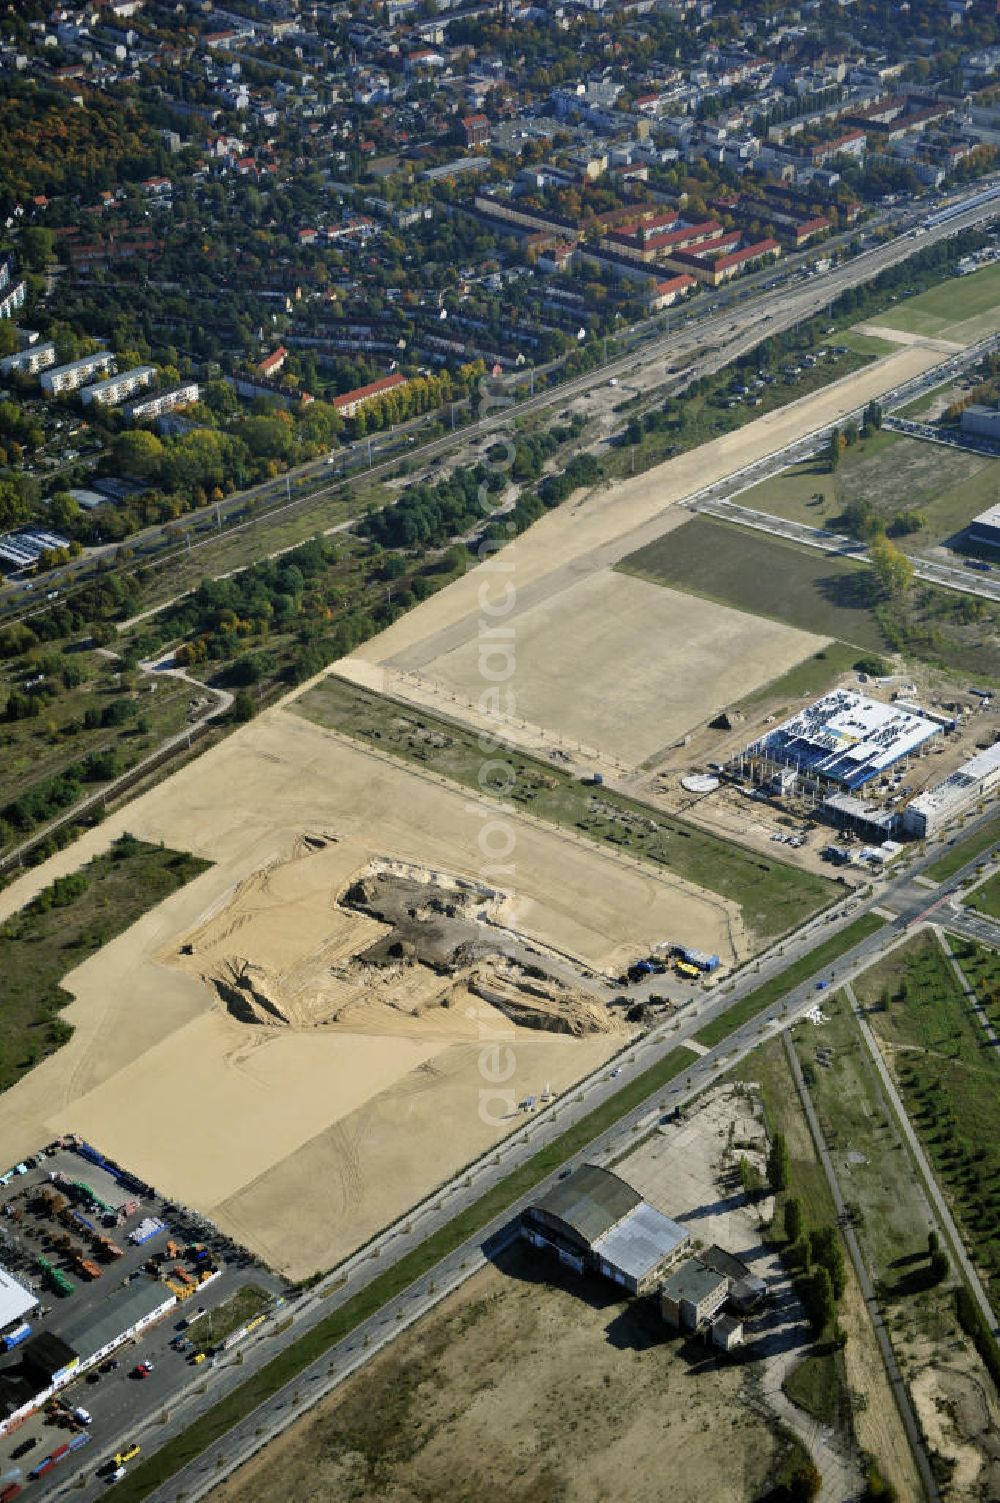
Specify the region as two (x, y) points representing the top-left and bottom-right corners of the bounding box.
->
(40, 352), (116, 395)
(79, 366), (157, 407)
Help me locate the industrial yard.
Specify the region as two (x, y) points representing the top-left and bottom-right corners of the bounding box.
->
(0, 1140), (280, 1495)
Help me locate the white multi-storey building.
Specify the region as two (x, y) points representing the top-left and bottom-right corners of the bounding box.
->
(0, 341), (56, 378)
(40, 352), (115, 395)
(79, 365), (156, 407)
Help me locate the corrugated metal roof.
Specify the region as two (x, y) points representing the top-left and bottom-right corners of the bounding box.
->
(59, 1278), (174, 1362)
(591, 1203), (689, 1282)
(530, 1164), (640, 1245)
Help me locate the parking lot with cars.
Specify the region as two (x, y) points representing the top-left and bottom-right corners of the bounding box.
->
(0, 1141), (285, 1494)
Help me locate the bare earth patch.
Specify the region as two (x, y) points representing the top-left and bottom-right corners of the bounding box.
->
(384, 570), (824, 769)
(0, 709), (735, 1279)
(210, 1247), (784, 1503)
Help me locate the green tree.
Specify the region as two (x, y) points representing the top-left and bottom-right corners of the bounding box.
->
(767, 1132), (790, 1192)
(20, 226), (55, 271)
(784, 1196), (804, 1245)
(112, 429), (165, 483)
(232, 690), (255, 723)
(808, 1224), (846, 1299)
(929, 1249), (949, 1285)
(803, 1264), (836, 1333)
(869, 536), (913, 596)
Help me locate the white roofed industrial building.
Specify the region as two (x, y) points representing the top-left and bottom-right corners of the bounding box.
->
(0, 1265), (38, 1335)
(591, 1203), (690, 1294)
(903, 742), (1000, 838)
(741, 690), (942, 791)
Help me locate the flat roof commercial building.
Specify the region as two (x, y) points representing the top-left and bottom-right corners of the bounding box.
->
(968, 499), (1000, 550)
(738, 690), (942, 792)
(0, 1267), (38, 1336)
(902, 741), (1000, 838)
(961, 404), (1000, 444)
(522, 1164), (690, 1295)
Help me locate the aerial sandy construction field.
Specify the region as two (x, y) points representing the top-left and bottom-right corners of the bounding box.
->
(341, 344), (943, 765)
(0, 341), (953, 1282)
(0, 709), (738, 1278)
(379, 568), (824, 767)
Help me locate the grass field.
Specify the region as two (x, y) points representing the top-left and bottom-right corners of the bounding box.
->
(0, 648), (203, 854)
(965, 871), (1000, 919)
(620, 518), (890, 652)
(837, 330), (901, 358)
(733, 430), (999, 549)
(186, 1284), (273, 1356)
(792, 992), (947, 1299)
(112, 1043), (699, 1503)
(620, 516), (1000, 682)
(294, 676), (836, 945)
(856, 930), (1000, 1295)
(873, 261), (1000, 343)
(734, 641), (863, 712)
(693, 914), (885, 1049)
(0, 835), (209, 1094)
(925, 817), (1000, 882)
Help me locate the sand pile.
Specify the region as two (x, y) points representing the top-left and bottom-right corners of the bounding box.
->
(469, 956), (627, 1038)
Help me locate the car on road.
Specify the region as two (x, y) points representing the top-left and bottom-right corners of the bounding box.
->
(133, 1360), (154, 1378)
(10, 1436), (38, 1459)
(114, 1444), (140, 1465)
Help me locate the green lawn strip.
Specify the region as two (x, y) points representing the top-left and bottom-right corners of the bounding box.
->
(114, 1044), (699, 1501)
(619, 517), (889, 653)
(620, 514), (1000, 683)
(965, 871), (1000, 920)
(925, 817), (1000, 882)
(0, 835), (210, 1093)
(186, 1285), (274, 1357)
(294, 676), (836, 942)
(856, 931), (1000, 1296)
(782, 1347), (852, 1430)
(875, 259), (1000, 340)
(836, 330), (900, 358)
(694, 914), (885, 1050)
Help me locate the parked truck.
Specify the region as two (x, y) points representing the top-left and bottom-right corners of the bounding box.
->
(1, 1322), (31, 1351)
